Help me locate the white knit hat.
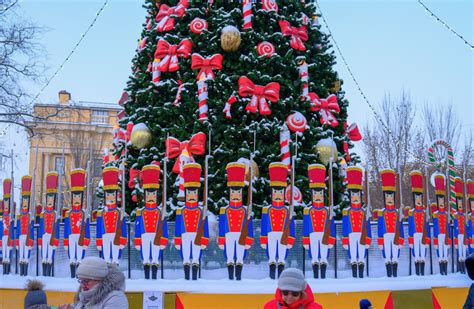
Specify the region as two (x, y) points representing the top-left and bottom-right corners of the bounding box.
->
(76, 257), (109, 280)
(277, 268), (307, 292)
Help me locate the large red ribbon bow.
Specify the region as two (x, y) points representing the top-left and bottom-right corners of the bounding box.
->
(238, 76), (280, 116)
(166, 132), (206, 174)
(279, 20), (308, 51)
(155, 0), (189, 32)
(191, 53), (223, 80)
(308, 93), (340, 127)
(343, 122), (362, 162)
(154, 39), (193, 72)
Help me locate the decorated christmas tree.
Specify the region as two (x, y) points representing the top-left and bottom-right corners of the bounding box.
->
(116, 0), (361, 219)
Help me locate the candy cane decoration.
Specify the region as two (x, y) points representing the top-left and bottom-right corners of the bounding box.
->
(152, 58), (161, 86)
(242, 0), (252, 30)
(173, 80), (184, 106)
(428, 139), (457, 216)
(223, 95), (237, 119)
(197, 77), (208, 122)
(280, 124), (291, 170)
(298, 60), (309, 99)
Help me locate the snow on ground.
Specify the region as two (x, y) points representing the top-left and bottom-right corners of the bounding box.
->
(0, 273), (471, 294)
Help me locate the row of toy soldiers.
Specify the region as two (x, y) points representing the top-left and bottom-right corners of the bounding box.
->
(1, 163), (473, 280)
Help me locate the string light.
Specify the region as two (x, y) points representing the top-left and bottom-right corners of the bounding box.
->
(28, 0), (110, 107)
(314, 0), (441, 169)
(417, 0), (473, 50)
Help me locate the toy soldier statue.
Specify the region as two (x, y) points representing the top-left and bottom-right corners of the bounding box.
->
(134, 164), (168, 280)
(175, 163), (209, 280)
(433, 173), (451, 275)
(261, 162), (295, 279)
(39, 172), (60, 276)
(375, 169), (404, 278)
(468, 179), (474, 254)
(454, 177), (467, 274)
(16, 176), (34, 276)
(342, 166), (371, 278)
(218, 162), (254, 280)
(303, 164), (335, 279)
(64, 169), (90, 278)
(407, 170), (430, 276)
(0, 179), (13, 274)
(96, 167), (127, 265)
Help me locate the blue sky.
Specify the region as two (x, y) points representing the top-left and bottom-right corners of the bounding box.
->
(17, 0), (474, 147)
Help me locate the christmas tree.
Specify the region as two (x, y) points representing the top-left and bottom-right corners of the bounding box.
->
(117, 0), (360, 219)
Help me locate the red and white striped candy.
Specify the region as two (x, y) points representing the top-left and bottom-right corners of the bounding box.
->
(257, 41), (276, 57)
(190, 18), (208, 35)
(280, 124), (291, 169)
(173, 80), (184, 106)
(152, 58), (161, 86)
(197, 79), (208, 122)
(285, 185), (303, 205)
(286, 112), (307, 133)
(242, 0), (253, 30)
(262, 0), (278, 12)
(298, 61), (308, 98)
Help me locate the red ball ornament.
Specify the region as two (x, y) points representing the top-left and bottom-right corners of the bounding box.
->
(286, 112), (307, 133)
(190, 18), (208, 35)
(262, 0), (278, 12)
(132, 195), (138, 203)
(257, 41), (275, 57)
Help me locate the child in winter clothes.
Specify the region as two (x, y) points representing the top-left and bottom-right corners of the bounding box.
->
(264, 268), (322, 309)
(464, 254), (474, 309)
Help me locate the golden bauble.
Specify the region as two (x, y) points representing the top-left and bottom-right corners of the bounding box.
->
(237, 158), (259, 182)
(220, 26), (241, 52)
(130, 123), (152, 149)
(314, 138), (338, 166)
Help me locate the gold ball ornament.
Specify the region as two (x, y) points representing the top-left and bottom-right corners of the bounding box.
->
(130, 123), (152, 149)
(314, 138), (338, 166)
(237, 158), (259, 183)
(220, 26), (241, 52)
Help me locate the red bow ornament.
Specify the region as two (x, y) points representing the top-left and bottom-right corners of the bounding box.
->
(166, 132), (206, 174)
(191, 53), (223, 81)
(155, 0), (189, 32)
(154, 39), (192, 72)
(308, 93), (340, 127)
(343, 122), (362, 162)
(279, 20), (308, 51)
(238, 76), (280, 116)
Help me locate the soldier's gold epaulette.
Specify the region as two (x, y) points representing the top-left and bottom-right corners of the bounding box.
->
(433, 212), (438, 218)
(97, 210), (104, 217)
(136, 208), (142, 216)
(219, 207), (226, 215)
(262, 207), (269, 214)
(377, 209), (383, 217)
(64, 211), (70, 218)
(469, 214), (472, 220)
(40, 212), (44, 218)
(408, 209), (414, 216)
(176, 208), (183, 215)
(342, 208), (349, 216)
(303, 207), (310, 215)
(453, 213), (458, 219)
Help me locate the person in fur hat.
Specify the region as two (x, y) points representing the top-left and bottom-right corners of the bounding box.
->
(59, 256), (128, 309)
(24, 279), (49, 309)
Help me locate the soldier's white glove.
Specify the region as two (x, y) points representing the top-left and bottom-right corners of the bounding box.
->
(287, 244), (293, 249)
(119, 245), (125, 250)
(175, 244), (181, 250)
(328, 244), (334, 249)
(365, 244), (370, 249)
(261, 244), (267, 250)
(303, 244), (309, 250)
(201, 245), (207, 250)
(378, 245), (383, 250)
(245, 245), (251, 250)
(409, 244), (413, 249)
(455, 245), (458, 250)
(134, 245), (141, 251)
(39, 245), (42, 250)
(97, 246), (102, 251)
(218, 244), (224, 250)
(343, 244), (348, 250)
(434, 245), (438, 250)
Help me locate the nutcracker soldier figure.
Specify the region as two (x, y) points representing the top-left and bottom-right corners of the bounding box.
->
(303, 164), (335, 279)
(342, 166), (372, 278)
(218, 162), (254, 280)
(375, 169), (404, 278)
(64, 169), (90, 278)
(408, 170), (430, 276)
(134, 164), (168, 280)
(175, 163), (209, 280)
(433, 173), (451, 275)
(0, 179), (13, 274)
(261, 162), (295, 279)
(38, 172), (60, 276)
(16, 175), (34, 276)
(96, 167), (127, 265)
(453, 177), (467, 274)
(468, 180), (474, 254)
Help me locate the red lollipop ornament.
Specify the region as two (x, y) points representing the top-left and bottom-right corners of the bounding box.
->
(286, 112), (307, 133)
(257, 41), (276, 58)
(190, 18), (208, 35)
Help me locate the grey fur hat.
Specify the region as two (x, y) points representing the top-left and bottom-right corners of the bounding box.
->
(277, 268), (307, 292)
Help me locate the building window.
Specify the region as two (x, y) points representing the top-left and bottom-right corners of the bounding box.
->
(55, 156), (65, 173)
(92, 110), (109, 124)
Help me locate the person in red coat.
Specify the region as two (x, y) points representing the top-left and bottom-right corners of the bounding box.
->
(264, 268), (323, 309)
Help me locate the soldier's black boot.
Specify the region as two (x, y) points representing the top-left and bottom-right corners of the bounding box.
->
(351, 263), (357, 278)
(184, 264), (190, 280)
(463, 261), (467, 274)
(191, 264), (199, 280)
(235, 264), (243, 281)
(151, 264), (158, 280)
(7, 263), (11, 275)
(24, 263), (29, 276)
(269, 263), (276, 279)
(439, 262), (443, 275)
(312, 263), (319, 279)
(320, 263), (327, 279)
(358, 263), (364, 278)
(19, 263), (23, 276)
(2, 263), (5, 275)
(42, 263), (46, 276)
(144, 264), (151, 280)
(386, 263), (392, 277)
(277, 263), (285, 278)
(227, 263), (234, 280)
(46, 263), (51, 277)
(420, 261), (425, 276)
(392, 262), (398, 278)
(443, 261), (448, 275)
(5, 263), (10, 275)
(415, 262), (420, 276)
